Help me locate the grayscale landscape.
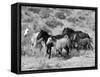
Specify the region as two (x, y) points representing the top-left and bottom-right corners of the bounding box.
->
(21, 6), (95, 71)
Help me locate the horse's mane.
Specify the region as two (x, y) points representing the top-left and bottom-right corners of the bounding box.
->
(40, 30), (49, 36)
(62, 27), (75, 35)
(66, 28), (75, 33)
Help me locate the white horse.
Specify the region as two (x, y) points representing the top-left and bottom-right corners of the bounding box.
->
(46, 35), (70, 58)
(31, 32), (40, 48)
(31, 32), (45, 53)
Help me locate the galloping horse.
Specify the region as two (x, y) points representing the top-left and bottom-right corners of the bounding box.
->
(31, 32), (40, 47)
(31, 30), (51, 54)
(62, 27), (93, 51)
(46, 34), (70, 58)
(36, 30), (51, 44)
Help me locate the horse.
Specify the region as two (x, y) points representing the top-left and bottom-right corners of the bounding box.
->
(73, 38), (93, 50)
(31, 32), (39, 47)
(46, 34), (70, 58)
(62, 27), (75, 39)
(32, 29), (52, 55)
(36, 30), (51, 44)
(31, 32), (44, 52)
(62, 27), (91, 39)
(62, 27), (93, 51)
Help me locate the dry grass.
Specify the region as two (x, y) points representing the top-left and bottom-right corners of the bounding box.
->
(21, 50), (95, 70)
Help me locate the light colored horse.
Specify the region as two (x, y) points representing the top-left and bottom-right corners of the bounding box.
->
(46, 35), (70, 58)
(47, 35), (69, 49)
(31, 32), (45, 54)
(31, 32), (40, 48)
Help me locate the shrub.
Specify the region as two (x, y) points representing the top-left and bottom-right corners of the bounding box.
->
(22, 17), (33, 23)
(24, 11), (31, 17)
(78, 16), (86, 20)
(28, 7), (41, 14)
(39, 9), (51, 18)
(65, 9), (72, 16)
(55, 12), (66, 19)
(67, 17), (76, 23)
(45, 19), (64, 28)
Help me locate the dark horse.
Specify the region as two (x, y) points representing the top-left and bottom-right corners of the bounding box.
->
(62, 28), (91, 40)
(36, 30), (51, 54)
(37, 30), (51, 44)
(62, 27), (93, 51)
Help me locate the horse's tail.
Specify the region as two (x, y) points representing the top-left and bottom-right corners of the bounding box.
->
(87, 42), (93, 50)
(87, 38), (93, 50)
(89, 38), (93, 44)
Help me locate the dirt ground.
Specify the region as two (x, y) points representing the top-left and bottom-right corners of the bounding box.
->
(21, 50), (95, 70)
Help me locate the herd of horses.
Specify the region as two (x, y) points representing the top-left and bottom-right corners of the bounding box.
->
(30, 27), (93, 59)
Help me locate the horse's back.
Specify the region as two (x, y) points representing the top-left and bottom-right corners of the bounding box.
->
(75, 31), (90, 39)
(53, 34), (65, 39)
(55, 37), (69, 49)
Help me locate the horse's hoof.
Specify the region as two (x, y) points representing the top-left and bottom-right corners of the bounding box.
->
(48, 56), (51, 59)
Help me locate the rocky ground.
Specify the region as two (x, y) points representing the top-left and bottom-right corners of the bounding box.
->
(21, 6), (95, 71)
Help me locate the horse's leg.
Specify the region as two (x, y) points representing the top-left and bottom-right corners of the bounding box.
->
(46, 47), (49, 54)
(39, 42), (43, 51)
(46, 44), (52, 58)
(76, 47), (80, 56)
(65, 46), (69, 56)
(40, 45), (42, 51)
(87, 42), (93, 50)
(57, 48), (63, 56)
(48, 48), (51, 59)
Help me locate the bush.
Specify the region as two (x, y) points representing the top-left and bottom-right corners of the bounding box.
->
(24, 11), (31, 17)
(67, 17), (76, 23)
(65, 9), (72, 16)
(55, 12), (66, 19)
(39, 9), (51, 18)
(28, 7), (41, 14)
(78, 16), (86, 20)
(22, 17), (33, 23)
(45, 19), (64, 28)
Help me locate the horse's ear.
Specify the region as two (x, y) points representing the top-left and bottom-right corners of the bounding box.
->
(62, 28), (67, 34)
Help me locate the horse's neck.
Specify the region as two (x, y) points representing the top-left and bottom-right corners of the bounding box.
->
(43, 37), (48, 44)
(44, 35), (51, 44)
(67, 33), (73, 38)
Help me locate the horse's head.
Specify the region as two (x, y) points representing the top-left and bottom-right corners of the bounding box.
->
(46, 37), (52, 44)
(46, 36), (56, 45)
(62, 28), (75, 34)
(62, 27), (75, 38)
(37, 30), (44, 40)
(37, 30), (49, 41)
